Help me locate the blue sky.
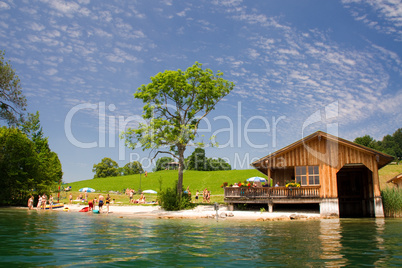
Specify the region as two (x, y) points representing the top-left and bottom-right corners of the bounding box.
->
(1, 0), (401, 183)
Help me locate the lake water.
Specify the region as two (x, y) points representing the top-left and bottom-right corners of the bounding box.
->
(0, 208), (401, 267)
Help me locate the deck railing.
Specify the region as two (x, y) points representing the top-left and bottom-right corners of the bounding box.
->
(224, 186), (321, 199)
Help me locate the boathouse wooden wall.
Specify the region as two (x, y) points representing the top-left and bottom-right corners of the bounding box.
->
(265, 136), (381, 199)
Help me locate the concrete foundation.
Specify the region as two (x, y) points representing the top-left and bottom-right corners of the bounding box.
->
(320, 198), (339, 217)
(374, 196), (384, 218)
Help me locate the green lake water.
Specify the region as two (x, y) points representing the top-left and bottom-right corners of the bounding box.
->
(0, 208), (401, 267)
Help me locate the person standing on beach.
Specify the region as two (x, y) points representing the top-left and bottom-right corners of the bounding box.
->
(129, 190), (133, 204)
(49, 195), (53, 210)
(28, 196), (34, 210)
(105, 194), (111, 214)
(69, 193), (73, 205)
(37, 195), (42, 209)
(41, 194), (47, 210)
(98, 194), (104, 212)
(88, 198), (94, 211)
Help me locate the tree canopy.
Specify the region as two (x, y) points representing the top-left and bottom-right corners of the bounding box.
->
(354, 128), (402, 160)
(0, 51), (27, 125)
(121, 161), (144, 176)
(92, 157), (120, 178)
(0, 121), (62, 205)
(186, 147), (231, 171)
(122, 62), (234, 194)
(154, 156), (174, 171)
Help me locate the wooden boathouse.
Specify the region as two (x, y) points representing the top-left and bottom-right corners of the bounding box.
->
(224, 131), (394, 217)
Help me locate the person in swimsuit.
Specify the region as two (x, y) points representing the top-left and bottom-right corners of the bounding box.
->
(88, 199), (93, 211)
(49, 195), (53, 210)
(37, 195), (42, 209)
(69, 194), (73, 205)
(105, 194), (111, 214)
(28, 196), (34, 210)
(98, 194), (104, 212)
(41, 194), (47, 210)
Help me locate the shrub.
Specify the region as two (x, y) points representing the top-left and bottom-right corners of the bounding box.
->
(157, 181), (195, 211)
(381, 188), (402, 217)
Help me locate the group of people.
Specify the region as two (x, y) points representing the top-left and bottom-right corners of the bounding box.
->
(27, 194), (54, 210)
(88, 194), (112, 213)
(202, 188), (211, 203)
(126, 189), (147, 204)
(184, 187), (210, 203)
(70, 193), (112, 214)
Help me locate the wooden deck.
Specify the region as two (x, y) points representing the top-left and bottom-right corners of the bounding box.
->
(224, 186), (321, 204)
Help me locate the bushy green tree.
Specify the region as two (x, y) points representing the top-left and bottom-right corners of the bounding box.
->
(186, 147), (231, 171)
(354, 128), (402, 160)
(20, 112), (62, 186)
(206, 158), (231, 171)
(122, 62), (234, 194)
(0, 127), (45, 205)
(157, 181), (194, 211)
(92, 157), (120, 178)
(122, 161), (143, 175)
(0, 51), (27, 125)
(354, 135), (378, 150)
(186, 147), (206, 171)
(155, 157), (174, 171)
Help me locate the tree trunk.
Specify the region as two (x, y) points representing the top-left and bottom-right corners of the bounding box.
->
(177, 146), (185, 195)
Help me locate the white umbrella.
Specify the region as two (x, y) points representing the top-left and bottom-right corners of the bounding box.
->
(246, 177), (267, 183)
(79, 187), (96, 192)
(142, 189), (157, 194)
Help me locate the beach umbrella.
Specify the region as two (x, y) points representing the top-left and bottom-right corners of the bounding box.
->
(79, 187), (96, 192)
(142, 189), (157, 194)
(246, 177), (267, 183)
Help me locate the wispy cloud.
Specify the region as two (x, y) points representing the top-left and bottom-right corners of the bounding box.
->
(342, 0), (402, 41)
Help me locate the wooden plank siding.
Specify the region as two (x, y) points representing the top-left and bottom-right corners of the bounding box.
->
(254, 132), (393, 199)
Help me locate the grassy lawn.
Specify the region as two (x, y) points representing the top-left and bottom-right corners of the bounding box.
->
(379, 164), (402, 190)
(55, 165), (402, 206)
(60, 169), (262, 205)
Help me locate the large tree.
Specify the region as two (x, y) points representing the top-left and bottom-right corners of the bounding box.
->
(92, 157), (120, 178)
(0, 51), (27, 125)
(121, 161), (143, 175)
(19, 112), (62, 191)
(186, 147), (206, 171)
(123, 62), (234, 194)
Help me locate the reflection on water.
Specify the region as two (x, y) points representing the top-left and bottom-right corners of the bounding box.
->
(0, 208), (401, 267)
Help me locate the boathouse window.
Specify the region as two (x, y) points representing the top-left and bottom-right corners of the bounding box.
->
(295, 166), (319, 186)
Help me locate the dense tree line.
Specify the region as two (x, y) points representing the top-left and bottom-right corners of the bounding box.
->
(0, 113), (63, 205)
(154, 148), (231, 172)
(0, 51), (62, 205)
(354, 128), (402, 160)
(92, 158), (144, 178)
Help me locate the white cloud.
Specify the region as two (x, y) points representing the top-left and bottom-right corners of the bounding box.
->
(342, 0), (402, 41)
(0, 1), (10, 10)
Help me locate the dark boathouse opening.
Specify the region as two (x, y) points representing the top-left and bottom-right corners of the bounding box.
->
(337, 164), (374, 218)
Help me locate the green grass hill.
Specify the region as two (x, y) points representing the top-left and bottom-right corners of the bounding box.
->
(67, 169), (262, 194)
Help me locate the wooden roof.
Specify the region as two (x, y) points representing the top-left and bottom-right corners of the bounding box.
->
(387, 173), (402, 183)
(251, 131), (394, 174)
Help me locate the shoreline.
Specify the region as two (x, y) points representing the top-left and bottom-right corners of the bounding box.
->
(20, 203), (328, 221)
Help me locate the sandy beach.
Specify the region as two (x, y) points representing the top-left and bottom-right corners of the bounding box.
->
(54, 203), (324, 221)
